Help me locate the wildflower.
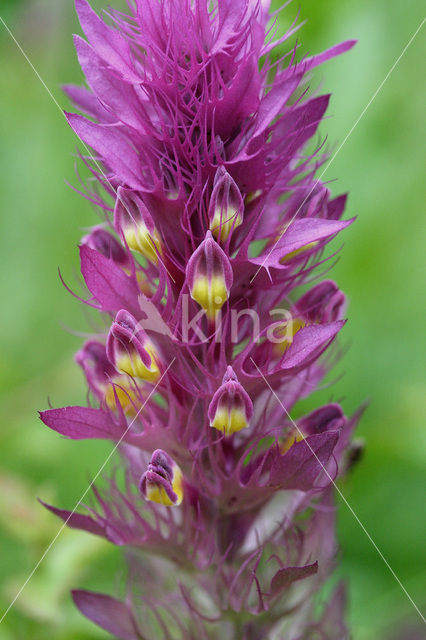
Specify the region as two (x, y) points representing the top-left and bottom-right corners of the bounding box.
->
(186, 231), (233, 321)
(208, 366), (253, 436)
(106, 310), (161, 383)
(75, 340), (141, 414)
(208, 167), (244, 242)
(114, 190), (163, 265)
(140, 449), (183, 506)
(40, 0), (360, 638)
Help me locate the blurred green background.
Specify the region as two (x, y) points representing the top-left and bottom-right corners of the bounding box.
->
(0, 0), (424, 638)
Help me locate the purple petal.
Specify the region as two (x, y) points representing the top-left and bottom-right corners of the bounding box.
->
(303, 40), (357, 72)
(62, 84), (111, 121)
(282, 321), (344, 370)
(251, 73), (303, 139)
(270, 562), (318, 597)
(72, 590), (142, 640)
(80, 245), (140, 315)
(269, 432), (339, 491)
(74, 35), (141, 130)
(40, 500), (105, 537)
(66, 113), (143, 189)
(40, 405), (127, 441)
(75, 0), (140, 83)
(250, 218), (353, 269)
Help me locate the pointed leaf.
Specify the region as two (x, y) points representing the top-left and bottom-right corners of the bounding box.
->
(282, 321), (344, 370)
(75, 0), (140, 82)
(74, 35), (141, 129)
(66, 113), (143, 189)
(270, 562), (318, 596)
(40, 500), (105, 537)
(250, 218), (353, 269)
(72, 590), (143, 640)
(269, 431), (338, 490)
(80, 245), (140, 315)
(40, 405), (128, 441)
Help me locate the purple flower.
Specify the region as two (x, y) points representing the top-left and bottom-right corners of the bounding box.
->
(186, 230), (234, 321)
(106, 309), (162, 382)
(139, 449), (184, 506)
(40, 0), (360, 637)
(208, 366), (253, 435)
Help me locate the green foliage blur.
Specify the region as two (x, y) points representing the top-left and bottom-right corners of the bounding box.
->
(0, 0), (424, 638)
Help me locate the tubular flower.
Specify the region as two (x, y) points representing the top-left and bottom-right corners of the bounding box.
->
(208, 366), (253, 436)
(114, 190), (163, 264)
(208, 166), (244, 242)
(106, 309), (161, 383)
(186, 230), (233, 321)
(140, 449), (184, 506)
(39, 1), (361, 638)
(75, 340), (142, 414)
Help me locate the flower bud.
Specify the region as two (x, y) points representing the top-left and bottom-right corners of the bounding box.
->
(296, 280), (346, 323)
(208, 366), (253, 436)
(208, 166), (244, 241)
(75, 340), (140, 414)
(106, 310), (161, 383)
(81, 226), (129, 267)
(186, 231), (233, 320)
(114, 189), (162, 265)
(139, 449), (183, 506)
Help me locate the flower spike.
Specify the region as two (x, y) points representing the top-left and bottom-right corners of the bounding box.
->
(140, 449), (183, 506)
(40, 1), (360, 637)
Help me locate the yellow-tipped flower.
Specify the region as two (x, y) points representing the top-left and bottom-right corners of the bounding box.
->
(140, 450), (183, 506)
(208, 366), (253, 436)
(114, 187), (162, 265)
(208, 167), (244, 242)
(104, 376), (141, 416)
(187, 230), (233, 320)
(107, 310), (161, 383)
(75, 340), (143, 416)
(123, 222), (162, 264)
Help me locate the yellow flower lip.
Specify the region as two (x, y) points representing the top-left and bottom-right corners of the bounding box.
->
(211, 406), (249, 436)
(140, 450), (183, 507)
(190, 274), (229, 319)
(209, 206), (242, 242)
(208, 366), (253, 436)
(115, 343), (160, 382)
(124, 222), (162, 264)
(273, 317), (306, 356)
(103, 376), (141, 416)
(107, 310), (162, 384)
